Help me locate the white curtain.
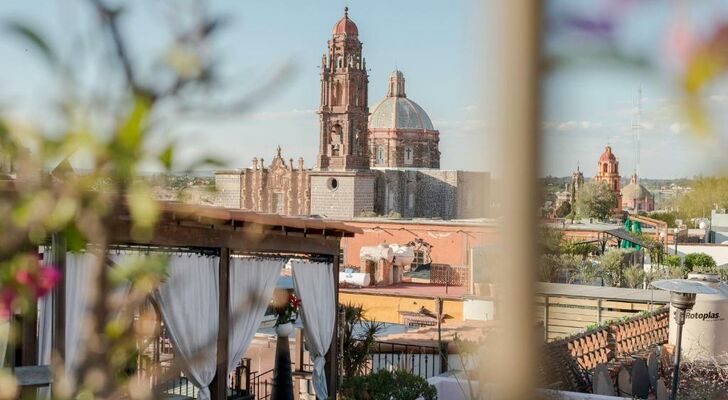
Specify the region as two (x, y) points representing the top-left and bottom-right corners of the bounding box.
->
(37, 289), (53, 366)
(36, 253), (96, 399)
(227, 258), (284, 373)
(64, 253), (96, 371)
(292, 261), (336, 400)
(38, 253), (129, 368)
(153, 255), (219, 400)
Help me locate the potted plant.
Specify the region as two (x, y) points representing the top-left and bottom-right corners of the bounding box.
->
(274, 292), (301, 336)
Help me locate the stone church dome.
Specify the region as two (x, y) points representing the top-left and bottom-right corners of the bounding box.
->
(369, 70), (435, 131)
(622, 175), (652, 201)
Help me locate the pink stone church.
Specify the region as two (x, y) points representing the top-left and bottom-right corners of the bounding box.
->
(214, 8), (490, 220)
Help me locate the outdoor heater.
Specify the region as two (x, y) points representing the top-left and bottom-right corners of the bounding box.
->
(651, 279), (718, 400)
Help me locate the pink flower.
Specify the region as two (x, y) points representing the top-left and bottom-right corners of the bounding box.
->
(34, 267), (60, 298)
(0, 288), (17, 317)
(14, 269), (32, 285)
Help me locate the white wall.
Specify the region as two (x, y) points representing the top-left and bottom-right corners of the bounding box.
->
(463, 298), (495, 321)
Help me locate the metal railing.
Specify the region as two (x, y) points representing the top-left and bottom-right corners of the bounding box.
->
(358, 340), (447, 380)
(249, 368), (274, 400)
(156, 358), (254, 399)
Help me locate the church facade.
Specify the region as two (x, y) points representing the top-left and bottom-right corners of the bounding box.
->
(214, 8), (489, 220)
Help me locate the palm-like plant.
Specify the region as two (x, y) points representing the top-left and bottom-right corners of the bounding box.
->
(340, 303), (384, 378)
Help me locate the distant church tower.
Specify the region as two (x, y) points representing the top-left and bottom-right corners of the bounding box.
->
(316, 7), (370, 171)
(309, 8), (376, 219)
(594, 145), (622, 214)
(569, 163), (584, 204)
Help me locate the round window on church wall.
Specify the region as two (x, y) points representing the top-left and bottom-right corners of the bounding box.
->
(327, 178), (339, 191)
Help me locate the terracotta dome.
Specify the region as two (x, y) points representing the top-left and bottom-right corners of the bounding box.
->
(599, 145), (617, 162)
(332, 7), (358, 36)
(622, 175), (653, 201)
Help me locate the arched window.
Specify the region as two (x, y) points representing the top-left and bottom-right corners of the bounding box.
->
(336, 56), (343, 69)
(602, 163), (608, 173)
(376, 145), (385, 164)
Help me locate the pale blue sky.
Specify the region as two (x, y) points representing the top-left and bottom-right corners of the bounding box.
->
(2, 1), (728, 178)
(542, 0), (728, 179)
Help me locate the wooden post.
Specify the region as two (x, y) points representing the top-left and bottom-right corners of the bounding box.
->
(211, 248), (230, 400)
(324, 251), (340, 398)
(51, 233), (67, 364)
(597, 299), (603, 324)
(295, 328), (304, 373)
(543, 297), (549, 341)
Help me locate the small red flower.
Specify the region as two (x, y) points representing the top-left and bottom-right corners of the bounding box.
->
(14, 269), (32, 285)
(36, 267), (61, 296)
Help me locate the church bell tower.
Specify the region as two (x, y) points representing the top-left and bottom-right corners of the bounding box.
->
(316, 7), (370, 171)
(309, 7), (376, 219)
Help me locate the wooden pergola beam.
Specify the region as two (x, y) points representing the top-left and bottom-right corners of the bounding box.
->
(108, 221), (341, 256)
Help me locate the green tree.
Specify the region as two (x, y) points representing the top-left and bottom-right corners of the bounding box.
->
(340, 303), (384, 379)
(624, 266), (646, 288)
(563, 241), (598, 259)
(647, 212), (678, 228)
(554, 201), (571, 218)
(576, 260), (599, 285)
(341, 369), (437, 400)
(664, 254), (682, 268)
(598, 249), (633, 287)
(575, 182), (618, 221)
(539, 226), (565, 255)
(675, 176), (728, 221)
(539, 254), (581, 283)
(684, 252), (718, 273)
(539, 255), (562, 282)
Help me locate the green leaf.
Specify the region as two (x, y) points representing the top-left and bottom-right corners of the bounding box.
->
(61, 224), (87, 253)
(4, 21), (58, 67)
(117, 97), (150, 152)
(159, 144), (174, 171)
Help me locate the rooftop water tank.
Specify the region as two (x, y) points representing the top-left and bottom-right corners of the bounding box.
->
(360, 245), (394, 263)
(389, 244), (415, 267)
(339, 270), (371, 287)
(668, 272), (728, 364)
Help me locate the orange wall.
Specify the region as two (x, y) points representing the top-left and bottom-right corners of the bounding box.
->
(340, 220), (498, 268)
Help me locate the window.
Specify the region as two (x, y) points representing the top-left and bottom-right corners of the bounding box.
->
(404, 146), (414, 165)
(414, 250), (426, 266)
(376, 145), (385, 164)
(327, 177), (339, 191)
(336, 56), (343, 68)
